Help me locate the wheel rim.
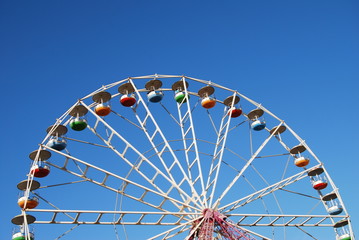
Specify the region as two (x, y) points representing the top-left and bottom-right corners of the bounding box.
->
(14, 74), (354, 239)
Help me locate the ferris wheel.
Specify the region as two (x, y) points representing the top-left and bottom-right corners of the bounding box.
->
(12, 74), (354, 240)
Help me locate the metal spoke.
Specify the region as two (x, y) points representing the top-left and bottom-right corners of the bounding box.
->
(212, 121), (282, 209)
(80, 101), (201, 210)
(14, 75), (353, 240)
(219, 164), (322, 213)
(26, 209), (198, 225)
(129, 79), (203, 208)
(42, 146), (199, 212)
(174, 77), (206, 207)
(226, 213), (345, 227)
(205, 93), (237, 207)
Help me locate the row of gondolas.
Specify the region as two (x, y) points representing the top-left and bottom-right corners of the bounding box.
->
(12, 80), (351, 240)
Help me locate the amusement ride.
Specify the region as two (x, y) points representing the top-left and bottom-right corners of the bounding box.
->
(11, 74), (354, 239)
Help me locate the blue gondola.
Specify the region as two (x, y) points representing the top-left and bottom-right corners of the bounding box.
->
(46, 138), (67, 151)
(147, 90), (164, 103)
(251, 119), (266, 131)
(328, 205), (343, 215)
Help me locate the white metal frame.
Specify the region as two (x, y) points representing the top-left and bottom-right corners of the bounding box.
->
(16, 74), (354, 240)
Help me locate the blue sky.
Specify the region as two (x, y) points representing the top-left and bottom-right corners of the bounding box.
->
(1, 0), (358, 239)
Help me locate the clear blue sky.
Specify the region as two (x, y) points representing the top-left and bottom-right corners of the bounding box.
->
(1, 0), (358, 239)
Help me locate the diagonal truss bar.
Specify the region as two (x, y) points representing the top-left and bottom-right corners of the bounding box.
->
(233, 225), (271, 240)
(213, 214), (257, 240)
(148, 217), (200, 240)
(225, 213), (347, 227)
(283, 123), (357, 237)
(212, 121), (282, 209)
(266, 122), (355, 234)
(86, 124), (187, 211)
(128, 79), (203, 207)
(219, 164), (322, 213)
(26, 209), (198, 225)
(175, 76), (206, 206)
(205, 93), (237, 207)
(42, 146), (199, 213)
(79, 101), (201, 210)
(21, 75), (355, 240)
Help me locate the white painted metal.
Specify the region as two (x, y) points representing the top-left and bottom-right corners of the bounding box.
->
(16, 75), (354, 240)
(206, 92), (236, 208)
(128, 78), (203, 208)
(219, 164), (322, 213)
(212, 121), (280, 209)
(175, 76), (206, 207)
(25, 209), (345, 227)
(42, 143), (198, 212)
